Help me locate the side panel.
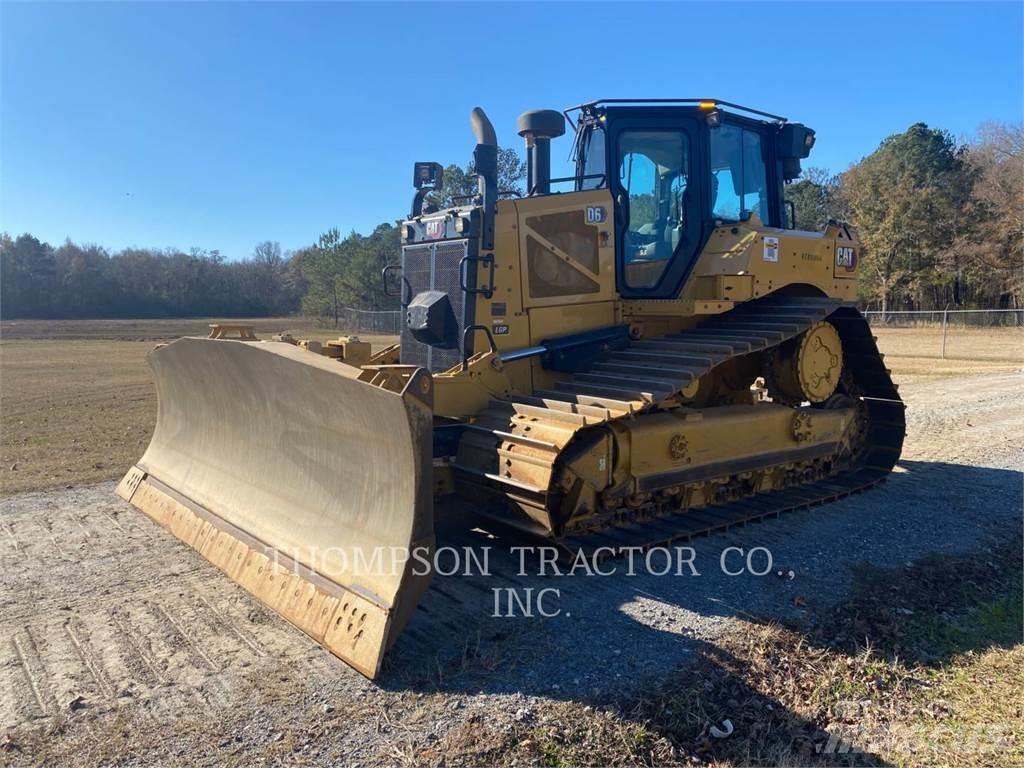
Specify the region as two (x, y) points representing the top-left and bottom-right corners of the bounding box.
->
(466, 200), (531, 355)
(676, 219), (860, 303)
(516, 189), (616, 309)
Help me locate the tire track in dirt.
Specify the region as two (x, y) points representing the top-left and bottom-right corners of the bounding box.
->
(9, 628), (57, 719)
(64, 619), (116, 700)
(0, 520), (295, 729)
(198, 595), (266, 657)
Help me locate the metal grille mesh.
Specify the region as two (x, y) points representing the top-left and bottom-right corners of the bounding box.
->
(400, 239), (470, 372)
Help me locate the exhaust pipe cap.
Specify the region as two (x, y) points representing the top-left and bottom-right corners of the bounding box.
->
(517, 109), (566, 140)
(470, 107), (498, 146)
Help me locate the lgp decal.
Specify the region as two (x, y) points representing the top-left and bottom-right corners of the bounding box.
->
(585, 206), (607, 224)
(763, 236), (779, 263)
(492, 324), (510, 335)
(836, 246), (856, 270)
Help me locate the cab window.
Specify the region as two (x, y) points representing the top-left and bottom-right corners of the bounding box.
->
(580, 126), (606, 190)
(617, 130), (690, 288)
(709, 124), (769, 223)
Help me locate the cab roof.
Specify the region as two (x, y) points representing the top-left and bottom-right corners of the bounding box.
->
(564, 99), (787, 129)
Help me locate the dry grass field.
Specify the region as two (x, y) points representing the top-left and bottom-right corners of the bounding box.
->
(1, 318), (1021, 766)
(2, 318), (1019, 496)
(0, 319), (396, 495)
(872, 325), (1024, 363)
(0, 315), (398, 344)
(0, 340), (154, 494)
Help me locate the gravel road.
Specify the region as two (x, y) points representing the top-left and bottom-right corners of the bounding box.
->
(1, 370), (1021, 765)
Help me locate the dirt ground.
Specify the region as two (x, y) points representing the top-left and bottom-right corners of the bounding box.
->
(0, 321), (1022, 766)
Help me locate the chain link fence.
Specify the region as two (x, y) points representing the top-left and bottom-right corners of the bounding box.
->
(322, 307), (1023, 362)
(325, 307), (402, 336)
(863, 309), (1024, 361)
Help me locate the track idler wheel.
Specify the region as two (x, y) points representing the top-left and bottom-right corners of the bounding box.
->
(765, 321), (844, 405)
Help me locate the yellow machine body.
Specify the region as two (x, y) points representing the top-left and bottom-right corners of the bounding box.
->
(119, 100), (904, 678)
(430, 192), (861, 417)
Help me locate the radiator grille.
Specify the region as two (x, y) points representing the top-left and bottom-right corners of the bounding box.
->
(400, 239), (471, 373)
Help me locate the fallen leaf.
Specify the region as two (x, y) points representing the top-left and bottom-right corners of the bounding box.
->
(710, 719), (734, 738)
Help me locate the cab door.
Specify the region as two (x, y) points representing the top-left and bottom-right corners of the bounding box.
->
(608, 117), (706, 299)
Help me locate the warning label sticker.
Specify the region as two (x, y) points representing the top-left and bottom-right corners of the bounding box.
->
(763, 237), (779, 263)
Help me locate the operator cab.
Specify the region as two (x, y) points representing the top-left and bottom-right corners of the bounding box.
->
(570, 99), (815, 299)
(398, 100), (815, 372)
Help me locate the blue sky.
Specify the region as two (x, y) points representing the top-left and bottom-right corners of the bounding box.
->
(2, 2), (1021, 260)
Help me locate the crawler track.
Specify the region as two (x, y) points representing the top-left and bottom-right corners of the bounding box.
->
(452, 296), (906, 554)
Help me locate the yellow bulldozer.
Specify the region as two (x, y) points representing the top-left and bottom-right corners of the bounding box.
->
(117, 99), (905, 678)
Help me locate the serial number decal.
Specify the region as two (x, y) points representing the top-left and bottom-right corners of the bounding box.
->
(763, 236), (779, 263)
(492, 324), (510, 335)
(585, 206), (607, 224)
(800, 252), (822, 262)
(836, 246), (856, 270)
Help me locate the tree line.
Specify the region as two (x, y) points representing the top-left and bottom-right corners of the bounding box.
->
(0, 149), (526, 322)
(786, 121), (1022, 311)
(1, 123), (1019, 320)
(0, 235), (310, 319)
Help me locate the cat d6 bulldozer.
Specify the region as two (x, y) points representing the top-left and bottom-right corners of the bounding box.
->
(118, 99), (905, 678)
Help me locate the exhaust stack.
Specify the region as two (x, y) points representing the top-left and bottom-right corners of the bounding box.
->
(470, 107), (498, 250)
(517, 110), (566, 195)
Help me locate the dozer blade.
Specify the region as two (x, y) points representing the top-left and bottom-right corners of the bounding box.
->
(116, 338), (434, 679)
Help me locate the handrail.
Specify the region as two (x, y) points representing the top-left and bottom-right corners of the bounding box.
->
(461, 324), (497, 370)
(528, 173), (607, 196)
